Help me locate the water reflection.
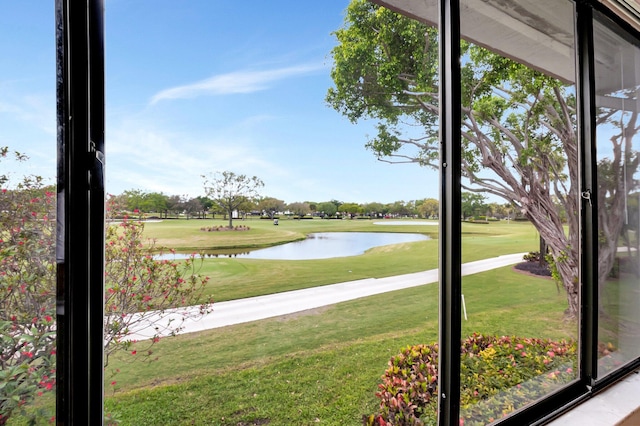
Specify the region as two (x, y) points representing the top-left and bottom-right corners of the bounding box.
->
(157, 232), (429, 261)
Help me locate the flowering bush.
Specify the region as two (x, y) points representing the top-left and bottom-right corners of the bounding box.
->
(0, 148), (213, 424)
(364, 334), (577, 426)
(0, 148), (57, 425)
(104, 204), (214, 367)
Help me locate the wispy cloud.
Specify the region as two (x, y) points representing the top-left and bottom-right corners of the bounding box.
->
(104, 117), (287, 197)
(149, 64), (324, 105)
(0, 94), (56, 135)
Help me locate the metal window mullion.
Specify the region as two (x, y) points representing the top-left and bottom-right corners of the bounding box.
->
(576, 0), (599, 387)
(438, 0), (463, 424)
(88, 0), (106, 415)
(56, 0), (105, 424)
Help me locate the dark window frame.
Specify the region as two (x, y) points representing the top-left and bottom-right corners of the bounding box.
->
(55, 0), (105, 424)
(437, 0), (640, 425)
(54, 0), (640, 424)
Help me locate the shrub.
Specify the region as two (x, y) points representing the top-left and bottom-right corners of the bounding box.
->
(0, 148), (57, 425)
(514, 261), (552, 277)
(364, 334), (576, 426)
(104, 212), (214, 367)
(522, 251), (541, 262)
(0, 148), (214, 424)
(363, 343), (439, 426)
(199, 225), (250, 232)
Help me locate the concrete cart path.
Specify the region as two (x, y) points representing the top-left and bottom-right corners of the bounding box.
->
(125, 252), (526, 341)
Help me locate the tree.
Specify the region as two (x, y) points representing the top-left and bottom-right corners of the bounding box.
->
(0, 149), (56, 425)
(122, 189), (147, 212)
(287, 201), (311, 217)
(107, 192), (129, 213)
(329, 199), (343, 209)
(142, 192), (169, 216)
(326, 1), (637, 317)
(166, 194), (184, 218)
(195, 196), (214, 218)
(362, 202), (386, 218)
(418, 198), (439, 219)
(338, 202), (362, 218)
(237, 197), (257, 221)
(461, 192), (488, 219)
(388, 200), (412, 217)
(202, 171), (264, 228)
(258, 197), (286, 219)
(182, 197), (203, 220)
(486, 202), (505, 219)
(119, 190), (169, 215)
(317, 201), (338, 218)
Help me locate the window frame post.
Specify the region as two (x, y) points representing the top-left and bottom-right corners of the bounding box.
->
(55, 0), (105, 424)
(437, 0), (463, 424)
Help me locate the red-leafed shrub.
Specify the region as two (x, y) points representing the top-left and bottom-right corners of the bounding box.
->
(364, 334), (577, 426)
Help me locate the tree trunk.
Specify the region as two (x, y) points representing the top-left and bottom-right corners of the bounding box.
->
(531, 216), (579, 317)
(539, 236), (548, 267)
(520, 180), (581, 318)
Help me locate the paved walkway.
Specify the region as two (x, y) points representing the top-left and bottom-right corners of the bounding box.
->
(125, 253), (526, 341)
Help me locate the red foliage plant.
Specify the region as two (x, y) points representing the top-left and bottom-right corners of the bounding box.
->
(364, 334), (577, 426)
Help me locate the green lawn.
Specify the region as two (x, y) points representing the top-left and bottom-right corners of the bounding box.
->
(103, 266), (574, 425)
(12, 219), (565, 425)
(141, 218), (540, 302)
(96, 219), (571, 425)
(141, 217), (441, 251)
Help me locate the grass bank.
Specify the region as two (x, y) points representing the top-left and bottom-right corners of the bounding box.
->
(141, 217), (441, 252)
(104, 265), (574, 425)
(11, 220), (564, 425)
(142, 219), (540, 302)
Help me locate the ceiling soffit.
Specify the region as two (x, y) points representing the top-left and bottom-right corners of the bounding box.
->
(371, 0), (640, 104)
(371, 0), (575, 83)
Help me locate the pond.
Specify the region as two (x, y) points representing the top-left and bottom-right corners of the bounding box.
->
(158, 232), (430, 261)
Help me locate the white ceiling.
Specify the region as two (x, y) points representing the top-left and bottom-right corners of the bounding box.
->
(371, 0), (640, 106)
(371, 0), (576, 83)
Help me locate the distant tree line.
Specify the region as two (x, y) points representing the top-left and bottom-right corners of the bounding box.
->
(109, 189), (547, 221)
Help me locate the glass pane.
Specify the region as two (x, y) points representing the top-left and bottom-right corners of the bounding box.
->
(594, 13), (640, 378)
(102, 2), (438, 425)
(459, 0), (579, 423)
(0, 3), (57, 424)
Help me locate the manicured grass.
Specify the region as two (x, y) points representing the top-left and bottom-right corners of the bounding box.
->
(194, 239), (437, 302)
(141, 217), (441, 251)
(143, 219), (540, 302)
(11, 220), (568, 425)
(104, 266), (575, 425)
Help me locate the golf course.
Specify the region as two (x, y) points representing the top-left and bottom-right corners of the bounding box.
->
(96, 217), (576, 425)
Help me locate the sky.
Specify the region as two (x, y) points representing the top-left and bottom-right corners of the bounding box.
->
(0, 1), (439, 205)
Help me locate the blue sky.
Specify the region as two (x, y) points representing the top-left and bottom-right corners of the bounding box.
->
(1, 1), (439, 205)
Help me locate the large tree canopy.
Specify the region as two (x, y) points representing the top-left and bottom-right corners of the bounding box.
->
(327, 0), (638, 317)
(202, 171), (264, 228)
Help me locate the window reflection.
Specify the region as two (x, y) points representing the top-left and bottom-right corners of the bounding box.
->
(594, 13), (640, 378)
(459, 0), (579, 423)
